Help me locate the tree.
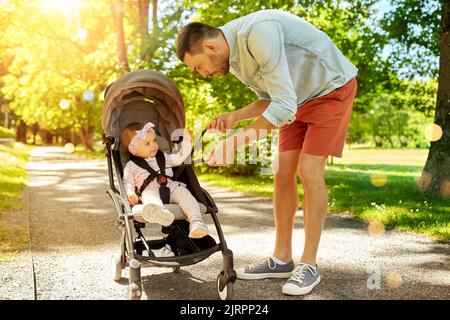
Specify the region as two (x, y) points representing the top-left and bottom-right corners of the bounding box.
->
(0, 0), (118, 149)
(110, 0), (130, 72)
(382, 0), (449, 198)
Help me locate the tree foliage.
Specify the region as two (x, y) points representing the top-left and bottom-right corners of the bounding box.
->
(0, 0), (442, 162)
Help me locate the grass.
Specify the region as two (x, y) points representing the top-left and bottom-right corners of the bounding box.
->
(0, 142), (33, 260)
(197, 148), (450, 242)
(0, 126), (15, 138)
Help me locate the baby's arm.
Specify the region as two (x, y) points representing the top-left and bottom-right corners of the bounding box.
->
(123, 163), (139, 204)
(166, 130), (193, 166)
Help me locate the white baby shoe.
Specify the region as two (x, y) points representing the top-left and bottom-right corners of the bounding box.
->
(188, 220), (209, 238)
(141, 203), (174, 226)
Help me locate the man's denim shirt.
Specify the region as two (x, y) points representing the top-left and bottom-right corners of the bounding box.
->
(219, 9), (358, 127)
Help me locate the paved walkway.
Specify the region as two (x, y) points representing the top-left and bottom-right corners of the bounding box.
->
(0, 146), (449, 300)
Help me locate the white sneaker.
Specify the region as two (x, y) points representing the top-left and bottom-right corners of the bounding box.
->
(189, 220), (209, 239)
(141, 203), (174, 226)
(152, 245), (175, 257)
(282, 263), (321, 296)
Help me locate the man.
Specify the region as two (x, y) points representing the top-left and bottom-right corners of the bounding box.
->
(176, 9), (357, 296)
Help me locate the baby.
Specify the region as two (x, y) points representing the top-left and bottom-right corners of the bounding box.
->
(120, 121), (209, 238)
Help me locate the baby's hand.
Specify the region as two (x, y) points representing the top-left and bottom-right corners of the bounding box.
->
(128, 194), (139, 205)
(183, 129), (192, 142)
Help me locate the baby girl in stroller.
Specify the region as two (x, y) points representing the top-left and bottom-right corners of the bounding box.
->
(119, 121), (209, 239)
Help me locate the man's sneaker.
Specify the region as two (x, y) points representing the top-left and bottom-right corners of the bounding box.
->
(282, 263), (321, 295)
(141, 203), (174, 226)
(189, 220), (209, 238)
(236, 257), (295, 280)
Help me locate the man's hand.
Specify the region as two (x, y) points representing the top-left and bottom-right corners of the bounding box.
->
(206, 113), (236, 132)
(128, 193), (139, 205)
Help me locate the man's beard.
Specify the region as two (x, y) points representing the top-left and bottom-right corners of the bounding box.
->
(209, 53), (230, 76)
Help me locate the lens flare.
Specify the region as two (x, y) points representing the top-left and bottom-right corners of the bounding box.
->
(424, 124), (443, 142)
(59, 99), (70, 110)
(370, 173), (388, 187)
(77, 28), (88, 40)
(368, 220), (385, 237)
(82, 90), (94, 101)
(64, 143), (75, 153)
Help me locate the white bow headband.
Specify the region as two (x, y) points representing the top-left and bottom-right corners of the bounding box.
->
(128, 122), (155, 155)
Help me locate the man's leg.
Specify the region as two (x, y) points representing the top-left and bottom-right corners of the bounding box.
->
(297, 152), (328, 265)
(273, 149), (302, 262)
(236, 149), (300, 280)
(281, 152), (327, 295)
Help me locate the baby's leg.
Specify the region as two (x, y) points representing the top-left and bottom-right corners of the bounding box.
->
(170, 186), (201, 222)
(171, 186), (208, 238)
(140, 188), (174, 226)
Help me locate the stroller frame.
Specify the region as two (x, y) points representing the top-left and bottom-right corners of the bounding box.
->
(102, 76), (236, 299)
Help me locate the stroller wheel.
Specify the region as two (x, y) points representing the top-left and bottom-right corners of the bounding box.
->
(217, 272), (234, 300)
(111, 254), (123, 281)
(128, 282), (142, 300)
(128, 259), (142, 300)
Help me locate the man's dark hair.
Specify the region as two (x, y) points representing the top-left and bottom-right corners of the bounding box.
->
(176, 22), (221, 61)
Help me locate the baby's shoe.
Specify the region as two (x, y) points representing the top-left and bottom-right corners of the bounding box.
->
(189, 220), (209, 239)
(142, 203), (174, 226)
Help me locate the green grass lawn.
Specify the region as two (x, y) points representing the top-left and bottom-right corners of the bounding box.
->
(0, 126), (15, 138)
(0, 142), (33, 260)
(198, 148), (450, 241)
(0, 143), (32, 211)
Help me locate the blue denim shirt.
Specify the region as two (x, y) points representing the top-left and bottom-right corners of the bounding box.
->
(219, 9), (358, 127)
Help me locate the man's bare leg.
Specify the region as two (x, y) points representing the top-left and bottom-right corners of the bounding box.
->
(297, 153), (328, 265)
(281, 152), (327, 295)
(273, 149), (302, 263)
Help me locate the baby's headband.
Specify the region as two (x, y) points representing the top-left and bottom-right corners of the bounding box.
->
(128, 122), (155, 155)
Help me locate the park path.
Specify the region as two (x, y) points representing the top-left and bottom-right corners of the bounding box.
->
(0, 146), (449, 300)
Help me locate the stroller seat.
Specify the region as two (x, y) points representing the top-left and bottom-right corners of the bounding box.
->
(131, 202), (208, 221)
(102, 70), (235, 300)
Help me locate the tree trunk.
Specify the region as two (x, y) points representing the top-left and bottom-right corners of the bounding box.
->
(151, 0), (157, 32)
(79, 126), (94, 151)
(16, 120), (27, 143)
(421, 1), (450, 198)
(31, 123), (39, 145)
(138, 0), (150, 60)
(62, 129), (71, 145)
(71, 129), (77, 147)
(110, 0), (130, 72)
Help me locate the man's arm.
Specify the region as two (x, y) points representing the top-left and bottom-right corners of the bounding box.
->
(208, 21), (297, 132)
(247, 20), (298, 127)
(207, 99), (270, 132)
(206, 116), (275, 166)
(207, 20), (299, 165)
(233, 99), (271, 122)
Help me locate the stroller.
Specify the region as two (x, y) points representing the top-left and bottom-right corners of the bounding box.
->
(102, 70), (236, 300)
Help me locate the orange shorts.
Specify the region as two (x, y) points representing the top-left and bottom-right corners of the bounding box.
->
(279, 78), (357, 157)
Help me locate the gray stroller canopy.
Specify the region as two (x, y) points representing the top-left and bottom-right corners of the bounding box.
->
(102, 70), (186, 145)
